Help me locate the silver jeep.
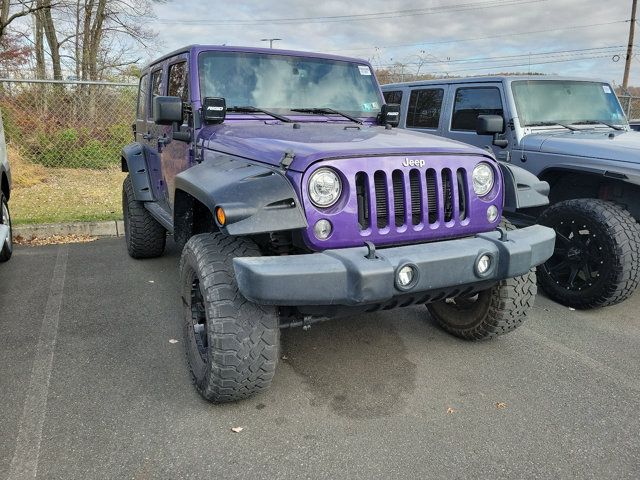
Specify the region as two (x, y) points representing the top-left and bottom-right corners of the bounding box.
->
(383, 76), (640, 309)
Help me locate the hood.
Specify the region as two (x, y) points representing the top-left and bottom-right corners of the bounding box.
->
(198, 121), (491, 172)
(522, 129), (640, 165)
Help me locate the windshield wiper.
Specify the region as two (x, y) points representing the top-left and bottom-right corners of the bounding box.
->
(569, 120), (624, 131)
(227, 106), (292, 123)
(525, 121), (579, 131)
(290, 107), (363, 125)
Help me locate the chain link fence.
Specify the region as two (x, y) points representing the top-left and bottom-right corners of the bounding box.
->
(0, 79), (136, 225)
(617, 95), (640, 121)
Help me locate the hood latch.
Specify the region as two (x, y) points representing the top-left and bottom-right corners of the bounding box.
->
(280, 150), (295, 170)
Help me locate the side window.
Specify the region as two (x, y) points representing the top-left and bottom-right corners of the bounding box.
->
(451, 87), (503, 131)
(137, 74), (148, 119)
(407, 88), (444, 129)
(383, 90), (403, 105)
(168, 61), (189, 102)
(148, 68), (163, 118)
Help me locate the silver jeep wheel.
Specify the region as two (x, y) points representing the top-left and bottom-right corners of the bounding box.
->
(0, 193), (12, 262)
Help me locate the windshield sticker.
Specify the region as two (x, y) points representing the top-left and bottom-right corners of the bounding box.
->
(358, 65), (372, 76)
(602, 85), (612, 94)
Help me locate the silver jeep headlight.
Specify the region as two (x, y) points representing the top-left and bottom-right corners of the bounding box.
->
(472, 162), (494, 197)
(308, 168), (342, 208)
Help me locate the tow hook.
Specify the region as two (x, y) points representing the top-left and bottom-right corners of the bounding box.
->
(496, 226), (509, 241)
(364, 241), (378, 259)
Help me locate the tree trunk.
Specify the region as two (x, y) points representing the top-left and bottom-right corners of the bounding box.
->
(33, 10), (46, 79)
(39, 0), (62, 80)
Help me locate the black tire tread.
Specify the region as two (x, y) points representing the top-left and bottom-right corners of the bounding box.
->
(122, 176), (166, 259)
(538, 199), (640, 309)
(179, 233), (279, 403)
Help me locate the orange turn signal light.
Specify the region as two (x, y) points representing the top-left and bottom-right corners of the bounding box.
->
(215, 207), (226, 226)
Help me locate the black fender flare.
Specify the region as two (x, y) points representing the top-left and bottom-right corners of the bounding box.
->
(499, 162), (550, 213)
(121, 143), (154, 201)
(174, 155), (307, 236)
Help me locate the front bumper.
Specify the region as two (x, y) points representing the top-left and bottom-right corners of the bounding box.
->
(234, 225), (555, 306)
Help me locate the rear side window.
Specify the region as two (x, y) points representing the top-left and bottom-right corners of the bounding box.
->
(451, 87), (503, 131)
(407, 88), (444, 129)
(149, 69), (163, 118)
(383, 90), (403, 105)
(137, 74), (148, 119)
(168, 61), (189, 102)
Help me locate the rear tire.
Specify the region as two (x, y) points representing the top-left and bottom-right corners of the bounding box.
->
(538, 199), (640, 309)
(0, 193), (12, 262)
(427, 220), (536, 340)
(122, 175), (166, 259)
(179, 233), (280, 403)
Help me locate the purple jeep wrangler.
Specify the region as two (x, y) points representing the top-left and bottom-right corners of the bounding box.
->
(121, 45), (555, 403)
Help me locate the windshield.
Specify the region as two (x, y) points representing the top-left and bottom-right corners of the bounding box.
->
(511, 80), (628, 127)
(198, 51), (382, 117)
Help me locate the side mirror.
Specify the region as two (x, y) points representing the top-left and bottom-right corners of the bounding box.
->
(202, 97), (226, 124)
(477, 114), (508, 149)
(153, 96), (183, 125)
(379, 103), (400, 127)
(476, 114), (504, 135)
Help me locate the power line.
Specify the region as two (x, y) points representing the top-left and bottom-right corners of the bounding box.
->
(387, 53), (619, 75)
(376, 45), (627, 68)
(156, 0), (549, 26)
(328, 20), (627, 53)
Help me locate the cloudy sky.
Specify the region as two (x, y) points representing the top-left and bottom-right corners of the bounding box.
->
(148, 0), (638, 86)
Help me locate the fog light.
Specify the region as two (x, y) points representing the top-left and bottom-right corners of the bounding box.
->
(397, 265), (416, 288)
(487, 205), (499, 223)
(314, 219), (332, 240)
(477, 254), (492, 275)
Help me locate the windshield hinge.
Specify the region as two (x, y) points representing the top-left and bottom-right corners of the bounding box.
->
(280, 150), (295, 170)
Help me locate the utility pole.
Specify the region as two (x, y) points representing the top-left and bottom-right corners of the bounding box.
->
(261, 38), (282, 48)
(623, 0), (637, 91)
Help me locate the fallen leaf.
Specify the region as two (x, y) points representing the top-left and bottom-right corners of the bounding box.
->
(447, 407), (456, 414)
(169, 339), (178, 344)
(148, 280), (155, 284)
(231, 427), (243, 433)
(495, 402), (507, 409)
(568, 307), (575, 311)
(281, 354), (288, 360)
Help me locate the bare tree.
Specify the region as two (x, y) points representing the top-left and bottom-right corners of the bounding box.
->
(0, 0), (49, 40)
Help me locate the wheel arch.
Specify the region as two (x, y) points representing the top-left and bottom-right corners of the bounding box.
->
(174, 155), (307, 239)
(121, 143), (154, 201)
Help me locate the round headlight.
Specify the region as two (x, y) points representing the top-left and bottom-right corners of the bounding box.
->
(472, 163), (495, 197)
(308, 168), (342, 208)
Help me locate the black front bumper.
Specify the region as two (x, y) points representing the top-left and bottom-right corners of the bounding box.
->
(233, 225), (555, 306)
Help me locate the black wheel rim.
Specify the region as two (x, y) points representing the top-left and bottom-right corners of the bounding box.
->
(543, 219), (603, 292)
(189, 274), (209, 362)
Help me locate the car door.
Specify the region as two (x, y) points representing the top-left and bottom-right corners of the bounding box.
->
(445, 84), (510, 159)
(404, 86), (448, 134)
(142, 65), (170, 210)
(161, 57), (192, 207)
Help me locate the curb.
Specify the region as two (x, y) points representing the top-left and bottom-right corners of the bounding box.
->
(13, 220), (125, 239)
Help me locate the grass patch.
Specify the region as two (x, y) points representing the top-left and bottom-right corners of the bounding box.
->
(11, 165), (126, 225)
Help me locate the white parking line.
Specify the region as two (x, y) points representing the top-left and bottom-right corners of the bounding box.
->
(8, 245), (69, 480)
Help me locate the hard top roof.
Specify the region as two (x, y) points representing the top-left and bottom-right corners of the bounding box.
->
(142, 44), (371, 71)
(381, 74), (611, 89)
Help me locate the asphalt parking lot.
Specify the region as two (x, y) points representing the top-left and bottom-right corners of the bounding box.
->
(1, 237), (639, 480)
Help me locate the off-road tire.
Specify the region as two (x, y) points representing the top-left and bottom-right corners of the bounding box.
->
(179, 233), (280, 403)
(427, 220), (537, 340)
(538, 199), (640, 309)
(122, 175), (166, 259)
(0, 193), (12, 262)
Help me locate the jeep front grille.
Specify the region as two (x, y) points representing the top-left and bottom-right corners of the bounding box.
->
(356, 168), (468, 232)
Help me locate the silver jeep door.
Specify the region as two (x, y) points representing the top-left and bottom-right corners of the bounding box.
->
(445, 84), (508, 157)
(404, 85), (449, 134)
